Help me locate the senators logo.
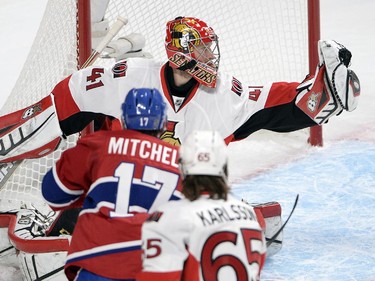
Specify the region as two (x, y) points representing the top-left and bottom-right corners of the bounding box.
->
(160, 121), (181, 146)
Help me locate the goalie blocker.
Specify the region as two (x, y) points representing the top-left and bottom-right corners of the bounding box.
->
(296, 40), (360, 124)
(0, 95), (63, 163)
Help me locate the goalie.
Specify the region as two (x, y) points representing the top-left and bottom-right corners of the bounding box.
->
(0, 16), (360, 164)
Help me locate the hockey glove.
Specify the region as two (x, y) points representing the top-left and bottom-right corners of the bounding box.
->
(318, 40), (360, 112)
(296, 40), (360, 124)
(103, 33), (153, 60)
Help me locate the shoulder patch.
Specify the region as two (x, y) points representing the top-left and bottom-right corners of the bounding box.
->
(112, 61), (128, 78)
(231, 77), (243, 97)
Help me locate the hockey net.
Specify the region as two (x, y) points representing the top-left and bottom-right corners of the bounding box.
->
(0, 0), (319, 212)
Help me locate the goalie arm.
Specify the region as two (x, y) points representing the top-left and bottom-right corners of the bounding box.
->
(226, 41), (360, 143)
(226, 82), (318, 143)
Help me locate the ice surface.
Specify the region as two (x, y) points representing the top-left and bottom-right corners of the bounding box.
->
(233, 140), (375, 281)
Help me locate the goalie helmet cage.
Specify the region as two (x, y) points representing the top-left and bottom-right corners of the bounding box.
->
(0, 0), (321, 211)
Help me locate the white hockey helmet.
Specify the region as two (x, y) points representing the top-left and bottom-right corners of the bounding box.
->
(179, 130), (228, 178)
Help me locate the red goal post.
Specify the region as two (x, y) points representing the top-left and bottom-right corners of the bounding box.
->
(308, 0), (322, 146)
(0, 0), (321, 211)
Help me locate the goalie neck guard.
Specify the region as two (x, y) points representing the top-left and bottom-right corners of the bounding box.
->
(165, 17), (220, 88)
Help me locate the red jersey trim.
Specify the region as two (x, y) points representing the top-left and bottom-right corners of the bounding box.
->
(224, 134), (234, 144)
(52, 75), (81, 121)
(264, 82), (300, 108)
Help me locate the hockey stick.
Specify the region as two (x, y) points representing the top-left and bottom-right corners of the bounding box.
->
(0, 16), (128, 189)
(81, 16), (128, 68)
(266, 194), (299, 247)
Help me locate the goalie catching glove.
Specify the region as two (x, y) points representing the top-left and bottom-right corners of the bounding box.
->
(296, 40), (360, 124)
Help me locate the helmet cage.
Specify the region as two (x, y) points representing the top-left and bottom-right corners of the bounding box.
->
(188, 36), (220, 72)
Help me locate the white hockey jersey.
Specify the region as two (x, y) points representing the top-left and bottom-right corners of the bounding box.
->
(137, 194), (266, 281)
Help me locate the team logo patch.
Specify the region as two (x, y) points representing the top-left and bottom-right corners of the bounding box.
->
(231, 77), (243, 97)
(307, 92), (320, 112)
(112, 61), (128, 78)
(22, 103), (42, 119)
(160, 121), (181, 146)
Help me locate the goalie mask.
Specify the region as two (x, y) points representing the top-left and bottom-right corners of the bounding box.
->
(165, 17), (220, 88)
(122, 88), (167, 131)
(179, 130), (228, 179)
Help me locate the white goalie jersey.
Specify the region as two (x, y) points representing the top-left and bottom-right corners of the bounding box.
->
(137, 194), (266, 281)
(55, 57), (281, 146)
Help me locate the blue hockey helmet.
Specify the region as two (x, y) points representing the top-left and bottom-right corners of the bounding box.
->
(122, 88), (167, 131)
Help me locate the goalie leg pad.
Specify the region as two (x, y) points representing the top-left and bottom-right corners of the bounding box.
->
(0, 227), (18, 266)
(18, 251), (68, 281)
(5, 208), (70, 280)
(253, 202), (283, 257)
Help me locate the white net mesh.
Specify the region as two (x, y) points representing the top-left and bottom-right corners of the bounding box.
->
(0, 1), (79, 212)
(0, 0), (309, 211)
(103, 0), (308, 82)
